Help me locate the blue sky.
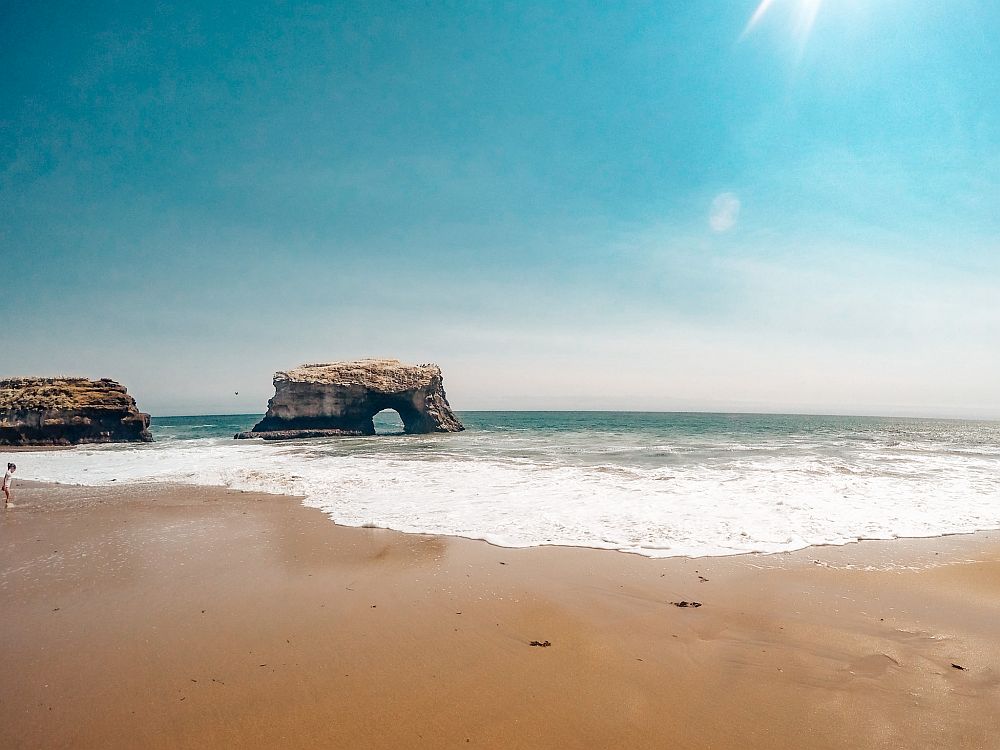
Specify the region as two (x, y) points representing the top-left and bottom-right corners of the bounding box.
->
(2, 1), (998, 417)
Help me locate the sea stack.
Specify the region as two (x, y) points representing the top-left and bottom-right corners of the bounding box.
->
(237, 359), (464, 439)
(0, 377), (152, 446)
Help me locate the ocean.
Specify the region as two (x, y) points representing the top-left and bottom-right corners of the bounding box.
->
(19, 411), (1000, 558)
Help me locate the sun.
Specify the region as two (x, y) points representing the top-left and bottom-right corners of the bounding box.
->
(741, 0), (825, 46)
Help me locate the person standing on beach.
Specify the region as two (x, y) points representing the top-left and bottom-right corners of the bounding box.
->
(3, 463), (15, 508)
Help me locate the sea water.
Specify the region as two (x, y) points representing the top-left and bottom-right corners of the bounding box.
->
(18, 412), (1000, 558)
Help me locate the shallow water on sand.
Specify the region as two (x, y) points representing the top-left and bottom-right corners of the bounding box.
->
(17, 411), (1000, 558)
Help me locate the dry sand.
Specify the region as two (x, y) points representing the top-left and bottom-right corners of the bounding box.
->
(1, 480), (998, 749)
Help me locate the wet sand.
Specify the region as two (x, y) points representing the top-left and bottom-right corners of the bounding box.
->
(1, 481), (998, 749)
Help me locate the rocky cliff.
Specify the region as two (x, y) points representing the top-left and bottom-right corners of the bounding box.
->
(0, 377), (152, 445)
(237, 359), (463, 439)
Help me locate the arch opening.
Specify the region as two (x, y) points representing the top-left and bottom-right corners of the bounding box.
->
(372, 408), (405, 435)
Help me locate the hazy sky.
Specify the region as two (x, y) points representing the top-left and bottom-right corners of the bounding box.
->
(2, 1), (998, 417)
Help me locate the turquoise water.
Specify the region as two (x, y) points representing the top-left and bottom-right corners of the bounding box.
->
(25, 411), (1000, 557)
(149, 410), (1000, 469)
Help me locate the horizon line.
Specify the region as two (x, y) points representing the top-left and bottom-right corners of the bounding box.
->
(150, 409), (1000, 423)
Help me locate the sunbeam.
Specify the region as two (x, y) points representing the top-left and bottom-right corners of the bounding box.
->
(742, 0), (826, 49)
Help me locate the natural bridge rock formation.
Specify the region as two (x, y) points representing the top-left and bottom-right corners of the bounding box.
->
(237, 359), (464, 440)
(0, 377), (152, 445)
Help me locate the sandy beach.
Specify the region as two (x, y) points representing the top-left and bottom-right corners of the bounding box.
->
(1, 480), (998, 749)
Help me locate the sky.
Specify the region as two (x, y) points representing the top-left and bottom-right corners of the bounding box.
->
(1, 0), (998, 417)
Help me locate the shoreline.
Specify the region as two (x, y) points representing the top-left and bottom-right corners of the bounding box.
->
(2, 481), (999, 748)
(15, 476), (1000, 562)
(13, 480), (1000, 572)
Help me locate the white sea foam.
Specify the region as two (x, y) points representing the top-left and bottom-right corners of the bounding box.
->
(18, 420), (1000, 558)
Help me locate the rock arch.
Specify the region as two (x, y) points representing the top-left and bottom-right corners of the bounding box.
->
(237, 359), (463, 440)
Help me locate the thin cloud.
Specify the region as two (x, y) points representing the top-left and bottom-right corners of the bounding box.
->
(709, 192), (741, 232)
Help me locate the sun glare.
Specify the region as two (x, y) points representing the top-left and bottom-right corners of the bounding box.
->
(742, 0), (825, 48)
